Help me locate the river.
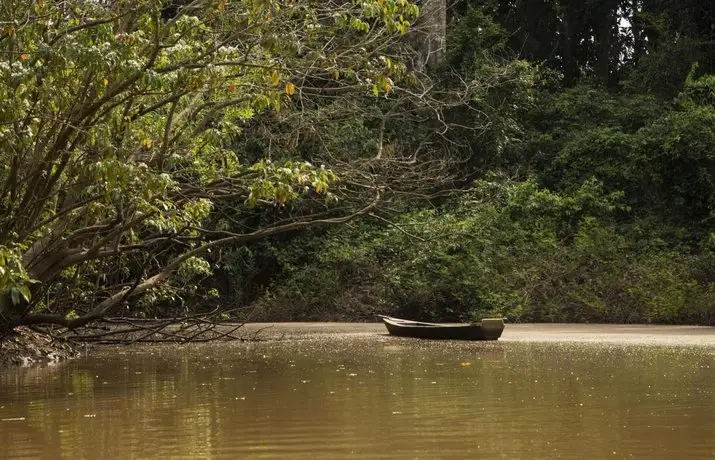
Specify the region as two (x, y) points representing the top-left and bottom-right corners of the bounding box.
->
(1, 324), (714, 459)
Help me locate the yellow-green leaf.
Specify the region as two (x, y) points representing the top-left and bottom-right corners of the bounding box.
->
(384, 78), (392, 95)
(284, 82), (296, 96)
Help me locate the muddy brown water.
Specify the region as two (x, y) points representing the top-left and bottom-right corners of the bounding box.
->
(1, 324), (714, 459)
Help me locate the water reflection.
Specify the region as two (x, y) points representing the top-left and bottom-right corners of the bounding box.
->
(1, 338), (714, 459)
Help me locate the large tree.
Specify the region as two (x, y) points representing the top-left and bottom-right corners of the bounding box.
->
(0, 0), (437, 332)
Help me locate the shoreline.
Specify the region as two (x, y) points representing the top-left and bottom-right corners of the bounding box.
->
(0, 327), (78, 367)
(2, 322), (714, 368)
(239, 322), (715, 346)
(242, 322), (715, 347)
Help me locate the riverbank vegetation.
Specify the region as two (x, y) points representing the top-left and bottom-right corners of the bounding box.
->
(0, 0), (713, 341)
(241, 1), (715, 324)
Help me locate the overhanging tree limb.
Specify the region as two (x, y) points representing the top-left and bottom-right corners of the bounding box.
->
(12, 190), (380, 328)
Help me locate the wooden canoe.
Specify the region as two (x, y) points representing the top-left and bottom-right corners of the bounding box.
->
(379, 315), (505, 341)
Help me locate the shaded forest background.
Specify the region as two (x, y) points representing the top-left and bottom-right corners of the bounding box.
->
(0, 0), (713, 333)
(229, 0), (715, 324)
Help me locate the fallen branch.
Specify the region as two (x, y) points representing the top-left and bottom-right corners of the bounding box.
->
(46, 308), (255, 344)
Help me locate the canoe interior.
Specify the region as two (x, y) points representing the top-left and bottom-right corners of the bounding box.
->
(379, 315), (505, 341)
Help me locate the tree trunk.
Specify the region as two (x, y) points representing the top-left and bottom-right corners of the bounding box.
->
(415, 0), (447, 71)
(631, 0), (644, 63)
(560, 3), (579, 86)
(596, 7), (616, 86)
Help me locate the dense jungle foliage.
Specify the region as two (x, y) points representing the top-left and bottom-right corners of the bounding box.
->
(241, 0), (715, 324)
(0, 0), (713, 333)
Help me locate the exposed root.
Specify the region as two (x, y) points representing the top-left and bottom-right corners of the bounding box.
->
(0, 327), (78, 367)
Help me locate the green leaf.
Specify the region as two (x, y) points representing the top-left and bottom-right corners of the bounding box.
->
(19, 285), (31, 303)
(10, 288), (20, 305)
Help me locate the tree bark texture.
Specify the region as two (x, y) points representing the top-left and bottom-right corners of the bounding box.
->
(415, 0), (447, 71)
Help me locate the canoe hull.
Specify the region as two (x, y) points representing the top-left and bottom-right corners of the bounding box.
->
(380, 316), (504, 341)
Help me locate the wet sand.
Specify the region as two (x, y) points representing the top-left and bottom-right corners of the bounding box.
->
(240, 322), (715, 346)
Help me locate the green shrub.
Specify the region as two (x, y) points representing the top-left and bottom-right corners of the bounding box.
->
(254, 177), (715, 324)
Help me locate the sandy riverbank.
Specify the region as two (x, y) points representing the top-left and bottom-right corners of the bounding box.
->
(240, 322), (715, 346)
